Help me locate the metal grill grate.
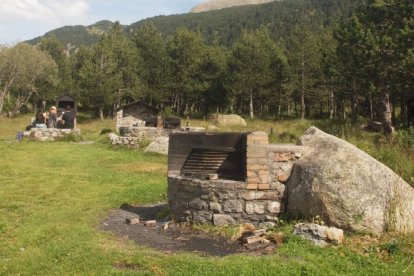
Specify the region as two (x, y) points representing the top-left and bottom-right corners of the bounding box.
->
(181, 148), (235, 179)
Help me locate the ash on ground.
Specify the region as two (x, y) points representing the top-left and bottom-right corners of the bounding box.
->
(100, 203), (276, 257)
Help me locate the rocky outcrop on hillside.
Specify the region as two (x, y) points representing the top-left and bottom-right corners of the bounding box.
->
(191, 0), (275, 13)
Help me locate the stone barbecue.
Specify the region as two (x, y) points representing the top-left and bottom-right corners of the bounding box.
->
(168, 131), (306, 226)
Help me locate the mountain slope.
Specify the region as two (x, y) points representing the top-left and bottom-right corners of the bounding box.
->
(130, 0), (358, 46)
(27, 0), (359, 50)
(191, 0), (276, 13)
(28, 20), (116, 49)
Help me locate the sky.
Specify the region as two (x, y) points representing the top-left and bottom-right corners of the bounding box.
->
(0, 0), (205, 44)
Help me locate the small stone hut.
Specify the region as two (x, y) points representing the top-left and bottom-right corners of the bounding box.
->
(56, 94), (77, 115)
(116, 101), (159, 131)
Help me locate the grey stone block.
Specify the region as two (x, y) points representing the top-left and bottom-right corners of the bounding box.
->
(223, 200), (243, 213)
(213, 214), (236, 226)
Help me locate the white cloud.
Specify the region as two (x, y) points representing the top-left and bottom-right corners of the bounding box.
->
(0, 0), (89, 43)
(0, 0), (89, 23)
(0, 0), (205, 44)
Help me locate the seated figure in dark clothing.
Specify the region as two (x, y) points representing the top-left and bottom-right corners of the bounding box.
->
(35, 109), (47, 128)
(61, 106), (75, 129)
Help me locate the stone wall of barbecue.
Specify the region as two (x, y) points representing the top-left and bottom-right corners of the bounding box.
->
(168, 175), (282, 226)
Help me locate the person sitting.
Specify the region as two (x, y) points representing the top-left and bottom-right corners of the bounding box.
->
(61, 106), (75, 129)
(35, 109), (47, 128)
(47, 106), (58, 128)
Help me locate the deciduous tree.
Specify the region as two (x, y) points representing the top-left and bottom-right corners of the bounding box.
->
(0, 43), (57, 115)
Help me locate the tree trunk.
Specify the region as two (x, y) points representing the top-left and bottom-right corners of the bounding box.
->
(401, 98), (407, 124)
(249, 90), (254, 120)
(351, 79), (358, 124)
(380, 89), (394, 136)
(277, 104), (281, 119)
(176, 95), (181, 115)
(99, 107), (104, 120)
(294, 101), (298, 118)
(0, 95), (4, 114)
(172, 93), (177, 110)
(391, 99), (396, 124)
(351, 93), (358, 124)
(329, 92), (334, 119)
(369, 94), (374, 120)
(301, 61), (306, 119)
(342, 99), (346, 120)
(260, 94), (264, 117)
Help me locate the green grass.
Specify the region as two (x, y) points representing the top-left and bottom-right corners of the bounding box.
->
(1, 115), (414, 274)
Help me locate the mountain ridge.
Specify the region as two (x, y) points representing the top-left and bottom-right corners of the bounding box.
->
(26, 0), (358, 52)
(190, 0), (276, 13)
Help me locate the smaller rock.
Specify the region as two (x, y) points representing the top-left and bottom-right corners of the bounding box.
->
(253, 229), (266, 236)
(144, 220), (157, 227)
(293, 223), (344, 247)
(244, 236), (264, 244)
(325, 227), (345, 245)
(125, 218), (140, 225)
(245, 239), (272, 251)
(144, 137), (169, 155)
(160, 221), (171, 230)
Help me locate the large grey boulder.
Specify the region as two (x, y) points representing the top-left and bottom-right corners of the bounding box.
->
(286, 127), (414, 235)
(210, 114), (247, 127)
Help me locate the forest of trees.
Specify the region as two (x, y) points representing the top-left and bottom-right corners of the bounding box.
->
(0, 0), (413, 135)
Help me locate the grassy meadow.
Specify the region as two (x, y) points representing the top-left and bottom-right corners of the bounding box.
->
(1, 115), (414, 275)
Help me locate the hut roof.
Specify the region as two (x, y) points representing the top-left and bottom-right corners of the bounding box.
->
(117, 101), (158, 113)
(56, 94), (76, 101)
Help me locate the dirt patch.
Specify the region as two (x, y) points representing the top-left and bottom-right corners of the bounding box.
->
(100, 203), (275, 257)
